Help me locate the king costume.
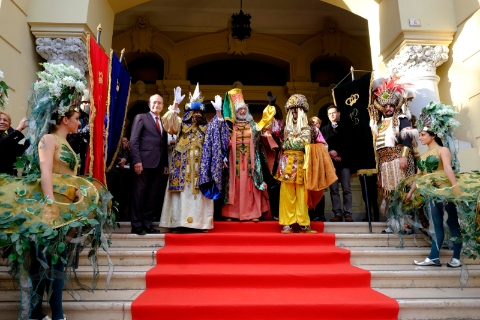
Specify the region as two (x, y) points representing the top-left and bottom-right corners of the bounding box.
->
(160, 84), (229, 230)
(221, 87), (269, 221)
(369, 77), (418, 194)
(274, 94), (317, 234)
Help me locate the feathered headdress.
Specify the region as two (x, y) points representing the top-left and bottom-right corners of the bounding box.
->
(372, 76), (407, 114)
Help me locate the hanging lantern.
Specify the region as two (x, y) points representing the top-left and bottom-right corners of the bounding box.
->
(231, 0), (251, 41)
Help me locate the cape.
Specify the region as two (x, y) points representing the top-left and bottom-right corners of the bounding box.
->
(198, 116), (230, 200)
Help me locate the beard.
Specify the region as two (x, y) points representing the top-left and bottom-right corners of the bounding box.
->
(191, 113), (207, 125)
(236, 113), (247, 121)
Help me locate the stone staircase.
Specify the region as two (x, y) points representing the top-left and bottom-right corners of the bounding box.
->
(0, 222), (479, 320)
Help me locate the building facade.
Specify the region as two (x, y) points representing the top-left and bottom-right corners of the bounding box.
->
(1, 0), (479, 211)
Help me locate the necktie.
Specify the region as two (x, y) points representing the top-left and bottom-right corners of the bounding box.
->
(155, 116), (162, 134)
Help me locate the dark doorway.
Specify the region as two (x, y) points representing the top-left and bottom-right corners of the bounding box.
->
(311, 56), (351, 87)
(188, 59), (289, 86)
(126, 53), (165, 84)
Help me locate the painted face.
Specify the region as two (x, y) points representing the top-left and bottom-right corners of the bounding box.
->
(64, 112), (81, 133)
(0, 114), (10, 131)
(327, 108), (340, 122)
(292, 108), (299, 121)
(384, 104), (395, 117)
(149, 95), (164, 116)
(418, 130), (435, 145)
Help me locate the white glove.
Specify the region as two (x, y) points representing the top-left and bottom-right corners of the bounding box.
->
(211, 95), (223, 111)
(173, 86), (185, 104)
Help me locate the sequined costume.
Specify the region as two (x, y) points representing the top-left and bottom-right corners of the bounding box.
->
(160, 84), (225, 230)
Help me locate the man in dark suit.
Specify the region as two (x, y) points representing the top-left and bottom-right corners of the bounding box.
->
(321, 105), (353, 222)
(129, 94), (170, 235)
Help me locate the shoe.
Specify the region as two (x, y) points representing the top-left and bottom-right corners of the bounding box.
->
(30, 316), (52, 320)
(414, 257), (441, 267)
(300, 226), (317, 234)
(131, 228), (146, 235)
(330, 215), (343, 222)
(252, 218), (260, 222)
(344, 215), (354, 222)
(381, 227), (393, 234)
(447, 258), (462, 268)
(144, 226), (160, 234)
(281, 226), (293, 234)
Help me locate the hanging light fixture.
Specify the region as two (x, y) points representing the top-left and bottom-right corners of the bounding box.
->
(231, 0), (251, 41)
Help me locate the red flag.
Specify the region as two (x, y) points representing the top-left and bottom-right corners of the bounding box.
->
(85, 34), (109, 184)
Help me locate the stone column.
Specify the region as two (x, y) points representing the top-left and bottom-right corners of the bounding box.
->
(35, 37), (88, 73)
(386, 45), (449, 117)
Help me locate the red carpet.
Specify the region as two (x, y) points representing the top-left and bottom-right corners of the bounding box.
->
(131, 222), (399, 319)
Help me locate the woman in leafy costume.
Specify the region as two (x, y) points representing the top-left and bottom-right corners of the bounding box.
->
(405, 129), (462, 267)
(0, 63), (114, 320)
(29, 108), (82, 320)
(387, 101), (480, 276)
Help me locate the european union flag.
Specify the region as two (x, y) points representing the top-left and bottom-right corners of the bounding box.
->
(105, 52), (130, 171)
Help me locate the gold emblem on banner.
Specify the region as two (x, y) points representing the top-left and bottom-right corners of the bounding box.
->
(98, 71), (104, 84)
(345, 94), (359, 106)
(116, 79), (120, 92)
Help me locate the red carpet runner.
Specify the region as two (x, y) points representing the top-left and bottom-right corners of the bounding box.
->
(132, 222), (399, 319)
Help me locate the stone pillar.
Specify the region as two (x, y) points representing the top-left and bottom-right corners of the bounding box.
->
(35, 37), (88, 73)
(386, 45), (449, 117)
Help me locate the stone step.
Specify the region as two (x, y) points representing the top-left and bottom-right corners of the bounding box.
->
(348, 247), (478, 265)
(1, 263), (478, 291)
(109, 230), (427, 248)
(109, 234), (165, 247)
(0, 289), (137, 320)
(335, 233), (429, 247)
(323, 222), (387, 234)
(364, 264), (480, 288)
(376, 288), (480, 320)
(115, 221), (389, 234)
(1, 287), (479, 320)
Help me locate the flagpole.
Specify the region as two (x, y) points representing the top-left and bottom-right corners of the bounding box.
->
(119, 48), (125, 64)
(97, 24), (102, 45)
(350, 66), (355, 81)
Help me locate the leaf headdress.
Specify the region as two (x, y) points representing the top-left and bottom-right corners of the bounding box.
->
(24, 63), (87, 165)
(416, 101), (461, 172)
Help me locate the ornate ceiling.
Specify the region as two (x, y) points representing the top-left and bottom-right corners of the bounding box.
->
(113, 0), (369, 45)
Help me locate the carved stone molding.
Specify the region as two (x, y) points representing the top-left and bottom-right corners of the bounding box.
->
(35, 38), (88, 73)
(386, 45), (449, 76)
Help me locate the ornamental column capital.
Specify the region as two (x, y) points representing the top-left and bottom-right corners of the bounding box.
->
(386, 45), (449, 77)
(35, 37), (88, 73)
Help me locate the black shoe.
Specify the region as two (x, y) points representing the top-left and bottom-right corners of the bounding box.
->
(131, 228), (146, 235)
(144, 226), (160, 234)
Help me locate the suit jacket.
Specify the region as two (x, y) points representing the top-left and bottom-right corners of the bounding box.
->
(0, 127), (29, 175)
(320, 120), (352, 170)
(130, 112), (168, 169)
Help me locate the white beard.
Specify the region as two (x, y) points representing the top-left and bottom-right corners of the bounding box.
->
(236, 112), (252, 122)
